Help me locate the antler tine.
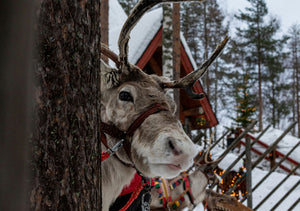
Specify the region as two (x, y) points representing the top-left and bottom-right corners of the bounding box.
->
(100, 43), (121, 67)
(118, 0), (205, 72)
(163, 36), (229, 99)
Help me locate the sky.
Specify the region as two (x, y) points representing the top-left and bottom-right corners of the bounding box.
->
(219, 0), (300, 35)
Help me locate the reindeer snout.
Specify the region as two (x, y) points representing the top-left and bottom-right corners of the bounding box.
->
(167, 138), (183, 156)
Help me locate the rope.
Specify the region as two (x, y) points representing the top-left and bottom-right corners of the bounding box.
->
(119, 181), (143, 211)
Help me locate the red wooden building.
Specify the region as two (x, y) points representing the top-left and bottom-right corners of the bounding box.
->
(107, 0), (217, 131)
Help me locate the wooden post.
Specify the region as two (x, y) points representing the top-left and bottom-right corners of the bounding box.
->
(224, 125), (271, 178)
(245, 137), (252, 209)
(270, 148), (276, 169)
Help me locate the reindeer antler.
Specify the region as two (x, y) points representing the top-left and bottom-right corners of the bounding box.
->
(118, 0), (205, 73)
(162, 36), (229, 99)
(100, 43), (120, 67)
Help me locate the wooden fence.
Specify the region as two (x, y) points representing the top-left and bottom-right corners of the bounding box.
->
(208, 121), (300, 210)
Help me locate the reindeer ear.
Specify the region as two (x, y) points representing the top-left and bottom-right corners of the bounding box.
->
(101, 60), (120, 89)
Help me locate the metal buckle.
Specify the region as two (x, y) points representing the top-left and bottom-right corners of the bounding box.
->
(106, 139), (125, 155)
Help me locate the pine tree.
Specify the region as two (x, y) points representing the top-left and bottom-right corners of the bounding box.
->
(234, 72), (257, 128)
(288, 24), (300, 137)
(264, 37), (290, 128)
(180, 0), (228, 138)
(234, 0), (284, 131)
(30, 1), (101, 209)
(181, 1), (228, 100)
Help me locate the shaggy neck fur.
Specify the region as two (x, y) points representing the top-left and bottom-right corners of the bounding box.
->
(101, 135), (136, 211)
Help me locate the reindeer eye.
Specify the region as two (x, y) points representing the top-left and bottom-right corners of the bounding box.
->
(119, 91), (133, 102)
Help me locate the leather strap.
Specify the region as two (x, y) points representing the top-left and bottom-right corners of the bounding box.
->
(101, 104), (168, 168)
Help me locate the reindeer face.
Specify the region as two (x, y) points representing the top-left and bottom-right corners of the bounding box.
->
(101, 72), (199, 178)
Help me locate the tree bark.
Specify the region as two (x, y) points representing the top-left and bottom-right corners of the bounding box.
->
(101, 0), (109, 63)
(173, 3), (181, 119)
(30, 1), (101, 210)
(163, 3), (174, 99)
(296, 48), (300, 138)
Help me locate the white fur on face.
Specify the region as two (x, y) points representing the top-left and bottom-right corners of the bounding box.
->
(132, 129), (200, 179)
(102, 82), (200, 179)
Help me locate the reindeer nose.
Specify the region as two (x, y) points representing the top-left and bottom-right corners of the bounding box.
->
(168, 138), (182, 156)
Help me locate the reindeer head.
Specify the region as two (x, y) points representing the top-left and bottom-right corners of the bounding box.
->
(101, 0), (228, 179)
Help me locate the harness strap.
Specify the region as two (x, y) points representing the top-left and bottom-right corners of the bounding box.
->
(183, 176), (195, 206)
(101, 104), (168, 163)
(167, 189), (188, 208)
(119, 181), (143, 211)
(101, 132), (133, 167)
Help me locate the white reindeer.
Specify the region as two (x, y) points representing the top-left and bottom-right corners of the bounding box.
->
(100, 0), (228, 210)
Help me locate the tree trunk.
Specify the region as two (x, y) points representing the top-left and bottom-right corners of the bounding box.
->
(30, 1), (101, 210)
(292, 67), (296, 135)
(0, 1), (34, 210)
(257, 18), (263, 131)
(162, 3), (174, 99)
(101, 0), (109, 63)
(203, 1), (210, 98)
(296, 48), (300, 138)
(173, 3), (181, 119)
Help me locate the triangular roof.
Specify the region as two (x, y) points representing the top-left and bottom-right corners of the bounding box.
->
(109, 0), (196, 68)
(108, 0), (217, 129)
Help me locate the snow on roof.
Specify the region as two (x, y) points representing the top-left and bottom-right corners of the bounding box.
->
(109, 0), (197, 69)
(249, 127), (300, 163)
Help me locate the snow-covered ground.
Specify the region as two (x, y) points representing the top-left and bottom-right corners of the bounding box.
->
(188, 128), (300, 211)
(186, 167), (300, 211)
(182, 149), (300, 210)
(248, 127), (300, 175)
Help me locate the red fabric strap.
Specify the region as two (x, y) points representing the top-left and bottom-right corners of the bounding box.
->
(119, 181), (143, 211)
(101, 152), (110, 161)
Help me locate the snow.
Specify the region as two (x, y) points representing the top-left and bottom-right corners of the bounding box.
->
(192, 128), (300, 211)
(248, 127), (300, 163)
(108, 0), (197, 69)
(211, 146), (244, 172)
(188, 167), (300, 211)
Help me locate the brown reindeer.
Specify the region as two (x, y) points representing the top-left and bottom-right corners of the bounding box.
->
(216, 167), (247, 200)
(100, 1), (228, 210)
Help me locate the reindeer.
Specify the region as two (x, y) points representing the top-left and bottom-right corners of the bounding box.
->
(100, 0), (228, 210)
(150, 153), (251, 211)
(150, 165), (217, 210)
(216, 166), (247, 200)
